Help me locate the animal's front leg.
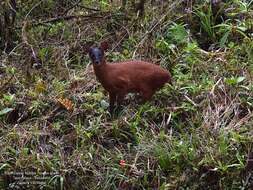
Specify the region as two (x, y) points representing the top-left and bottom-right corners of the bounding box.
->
(117, 92), (126, 107)
(109, 93), (116, 115)
(116, 92), (126, 113)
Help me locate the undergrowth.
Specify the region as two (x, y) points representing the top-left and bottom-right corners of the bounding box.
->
(0, 0), (253, 189)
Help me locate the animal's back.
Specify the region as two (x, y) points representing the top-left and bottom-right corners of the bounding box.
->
(108, 60), (171, 89)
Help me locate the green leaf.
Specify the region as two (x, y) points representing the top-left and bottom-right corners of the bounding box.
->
(38, 47), (49, 60)
(0, 108), (14, 116)
(3, 94), (15, 103)
(167, 23), (188, 44)
(225, 78), (237, 86)
(60, 176), (64, 190)
(237, 26), (247, 32)
(100, 100), (109, 109)
(237, 76), (245, 83)
(225, 76), (245, 86)
(155, 39), (169, 52)
(0, 163), (9, 171)
(219, 30), (230, 47)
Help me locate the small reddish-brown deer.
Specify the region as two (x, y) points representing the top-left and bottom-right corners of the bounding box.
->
(87, 42), (172, 115)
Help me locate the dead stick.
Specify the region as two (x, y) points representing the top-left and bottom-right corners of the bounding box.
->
(16, 13), (111, 29)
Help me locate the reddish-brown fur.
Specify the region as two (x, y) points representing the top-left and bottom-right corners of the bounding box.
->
(88, 42), (172, 114)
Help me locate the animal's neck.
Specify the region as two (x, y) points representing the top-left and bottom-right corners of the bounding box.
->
(93, 62), (108, 83)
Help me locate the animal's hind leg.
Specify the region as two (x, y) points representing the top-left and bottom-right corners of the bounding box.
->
(140, 89), (154, 104)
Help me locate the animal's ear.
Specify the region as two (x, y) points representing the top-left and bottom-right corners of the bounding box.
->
(83, 41), (94, 54)
(100, 41), (109, 51)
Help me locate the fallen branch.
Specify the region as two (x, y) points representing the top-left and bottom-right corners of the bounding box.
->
(16, 13), (111, 29)
(39, 13), (105, 24)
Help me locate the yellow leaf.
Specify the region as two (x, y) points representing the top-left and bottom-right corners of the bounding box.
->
(57, 98), (74, 111)
(35, 80), (47, 94)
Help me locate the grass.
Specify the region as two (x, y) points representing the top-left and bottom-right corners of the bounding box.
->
(0, 0), (253, 189)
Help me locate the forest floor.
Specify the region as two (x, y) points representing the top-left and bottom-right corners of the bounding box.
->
(0, 1), (253, 189)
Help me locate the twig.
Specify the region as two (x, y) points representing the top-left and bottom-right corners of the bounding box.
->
(0, 121), (5, 128)
(37, 13), (107, 24)
(184, 94), (198, 107)
(210, 78), (222, 95)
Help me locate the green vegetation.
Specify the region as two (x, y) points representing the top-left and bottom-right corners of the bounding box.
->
(0, 0), (253, 189)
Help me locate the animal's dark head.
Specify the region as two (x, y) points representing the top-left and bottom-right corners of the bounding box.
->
(89, 47), (104, 65)
(88, 42), (109, 65)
